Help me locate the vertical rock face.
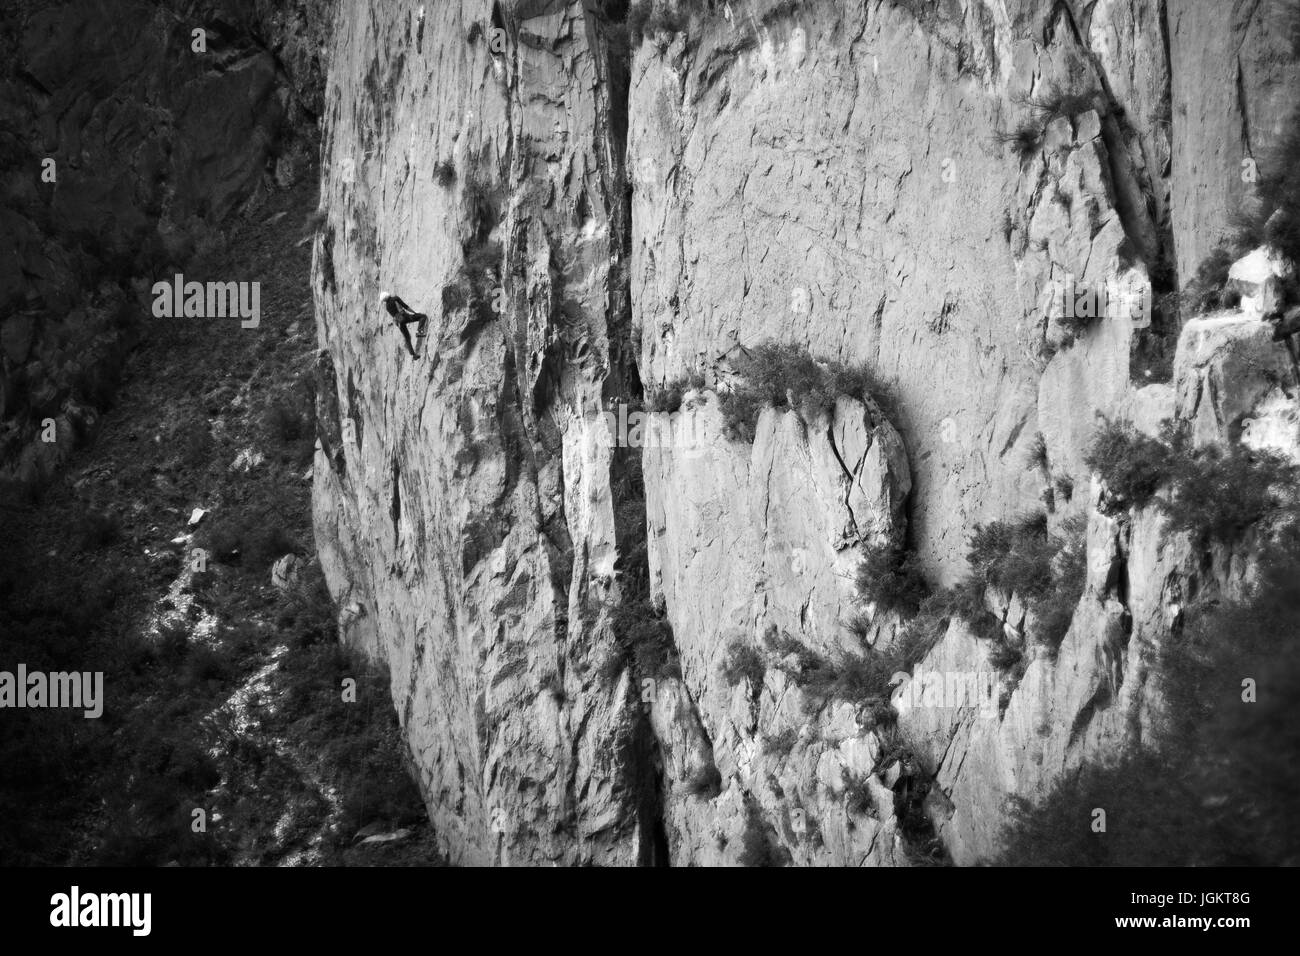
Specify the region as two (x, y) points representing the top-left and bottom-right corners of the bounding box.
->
(314, 0), (1299, 864)
(314, 0), (651, 866)
(1168, 0), (1300, 283)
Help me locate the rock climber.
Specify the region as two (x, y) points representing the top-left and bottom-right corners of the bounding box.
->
(380, 291), (428, 358)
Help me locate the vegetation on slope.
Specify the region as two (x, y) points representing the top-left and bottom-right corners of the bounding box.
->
(0, 166), (438, 866)
(994, 529), (1300, 865)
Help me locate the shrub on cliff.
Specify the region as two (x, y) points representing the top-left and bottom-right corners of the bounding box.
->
(1083, 418), (1172, 508)
(1031, 515), (1087, 653)
(765, 626), (910, 715)
(1025, 432), (1049, 473)
(994, 532), (1300, 865)
(895, 576), (1000, 652)
(645, 370), (707, 413)
(855, 541), (930, 617)
(1182, 244), (1239, 314)
(997, 85), (1098, 162)
(842, 770), (877, 818)
(595, 597), (681, 683)
(463, 175), (498, 236)
(737, 803), (788, 866)
(720, 639), (766, 689)
(860, 509), (1085, 669)
(1027, 87), (1098, 124)
(719, 342), (887, 442)
(1161, 439), (1296, 540)
(968, 513), (1056, 599)
(626, 1), (652, 43)
(944, 512), (1086, 655)
(1084, 418), (1296, 539)
(997, 122), (1044, 163)
(627, 1), (688, 45)
(986, 638), (1024, 675)
(685, 764), (722, 798)
(762, 728), (798, 757)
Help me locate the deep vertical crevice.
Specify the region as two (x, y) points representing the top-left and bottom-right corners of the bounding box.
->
(390, 454), (401, 548)
(588, 0), (676, 866)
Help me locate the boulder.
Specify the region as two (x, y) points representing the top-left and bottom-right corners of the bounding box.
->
(1228, 246), (1294, 319)
(1175, 314), (1294, 446)
(271, 554), (302, 591)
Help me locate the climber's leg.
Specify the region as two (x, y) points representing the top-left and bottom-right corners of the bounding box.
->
(396, 320), (417, 358)
(396, 313), (427, 358)
(414, 314), (429, 357)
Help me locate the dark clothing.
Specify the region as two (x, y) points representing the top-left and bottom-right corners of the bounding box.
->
(384, 295), (427, 358)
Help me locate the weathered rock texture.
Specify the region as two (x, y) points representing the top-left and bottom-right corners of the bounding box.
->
(0, 0), (330, 489)
(312, 0), (1300, 864)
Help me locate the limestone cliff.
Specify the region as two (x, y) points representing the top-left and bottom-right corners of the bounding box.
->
(312, 0), (1300, 865)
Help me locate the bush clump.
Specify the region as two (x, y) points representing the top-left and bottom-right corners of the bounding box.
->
(720, 640), (766, 689)
(855, 541), (929, 617)
(894, 576), (997, 652)
(203, 520), (245, 564)
(263, 400), (310, 444)
(857, 509), (1087, 678)
(719, 342), (886, 443)
(994, 530), (1300, 865)
(763, 626), (910, 716)
(963, 512), (1087, 655)
(1084, 418), (1296, 538)
(201, 518), (297, 571)
(685, 764), (722, 799)
(1182, 244), (1239, 314)
(596, 598), (681, 684)
(1162, 439), (1296, 540)
(968, 513), (1056, 599)
(998, 122), (1044, 163)
(1083, 418), (1173, 508)
(842, 770), (877, 818)
(77, 509), (122, 550)
(998, 85), (1098, 162)
(1031, 516), (1088, 653)
(737, 802), (787, 867)
(644, 370), (707, 413)
(627, 1), (689, 45)
(762, 728), (798, 757)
